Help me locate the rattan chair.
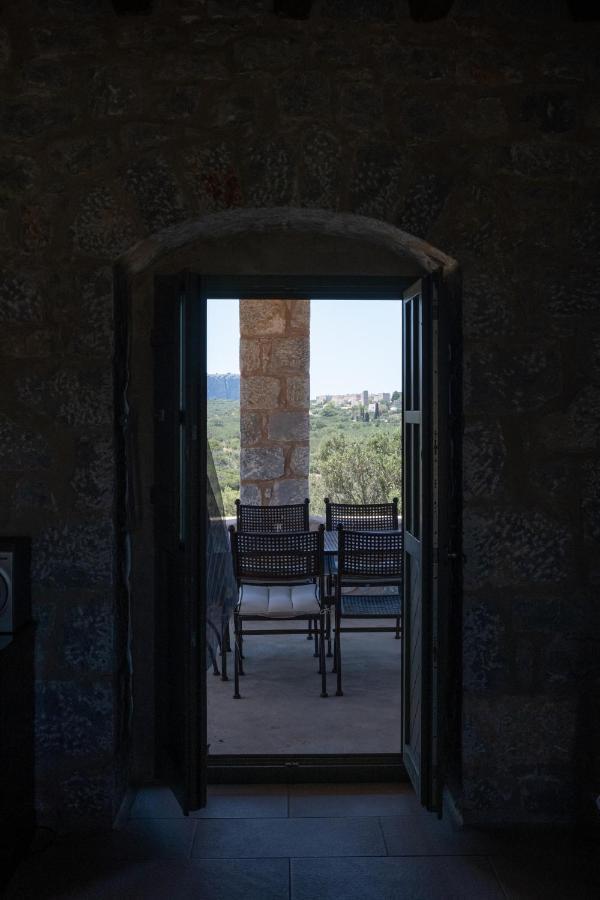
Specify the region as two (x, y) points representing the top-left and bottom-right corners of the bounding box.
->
(233, 497), (317, 654)
(235, 498), (310, 533)
(333, 527), (403, 696)
(324, 497), (401, 644)
(324, 497), (399, 531)
(229, 525), (328, 699)
(218, 498), (311, 682)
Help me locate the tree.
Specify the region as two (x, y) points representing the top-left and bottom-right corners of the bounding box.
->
(391, 390), (400, 401)
(313, 430), (401, 506)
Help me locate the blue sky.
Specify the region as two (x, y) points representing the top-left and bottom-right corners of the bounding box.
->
(207, 298), (402, 397)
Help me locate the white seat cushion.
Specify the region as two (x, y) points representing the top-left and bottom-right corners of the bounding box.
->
(238, 583), (320, 618)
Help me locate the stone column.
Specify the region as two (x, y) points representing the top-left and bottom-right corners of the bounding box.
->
(239, 298), (309, 506)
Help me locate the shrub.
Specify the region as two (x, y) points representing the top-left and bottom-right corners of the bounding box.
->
(311, 430), (401, 507)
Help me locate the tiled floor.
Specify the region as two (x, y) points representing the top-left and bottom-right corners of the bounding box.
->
(208, 618), (402, 754)
(6, 783), (599, 899)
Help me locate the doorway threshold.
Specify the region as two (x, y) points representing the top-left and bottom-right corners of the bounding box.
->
(207, 753), (406, 784)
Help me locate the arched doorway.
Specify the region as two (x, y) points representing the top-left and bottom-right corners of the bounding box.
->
(114, 208), (462, 814)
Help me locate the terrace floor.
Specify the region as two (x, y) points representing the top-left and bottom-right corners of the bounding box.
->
(208, 618), (402, 755)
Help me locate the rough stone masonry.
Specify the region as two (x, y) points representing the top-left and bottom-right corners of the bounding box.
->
(239, 298), (310, 505)
(0, 0), (599, 830)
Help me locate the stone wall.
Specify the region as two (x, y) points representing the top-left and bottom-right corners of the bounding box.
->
(239, 299), (310, 505)
(0, 0), (599, 827)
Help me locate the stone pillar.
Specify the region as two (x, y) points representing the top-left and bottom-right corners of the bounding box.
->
(239, 298), (309, 506)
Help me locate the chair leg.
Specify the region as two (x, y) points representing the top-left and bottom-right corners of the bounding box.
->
(335, 604), (343, 697)
(233, 613), (241, 699)
(319, 610), (328, 698)
(317, 618), (322, 675)
(395, 616), (401, 639)
(235, 615), (245, 671)
(238, 625), (245, 676)
(331, 606), (339, 673)
(331, 613), (337, 673)
(307, 619), (313, 640)
(313, 617), (319, 657)
(221, 620), (229, 681)
(326, 607), (332, 658)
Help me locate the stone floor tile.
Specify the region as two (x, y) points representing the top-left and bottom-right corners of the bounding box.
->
(380, 815), (510, 856)
(13, 819), (197, 868)
(102, 819), (197, 859)
(490, 844), (600, 899)
(192, 783), (289, 818)
(130, 783), (289, 820)
(289, 782), (418, 818)
(7, 858), (289, 900)
(130, 785), (185, 819)
(291, 855), (505, 900)
(192, 816), (385, 858)
(109, 819), (196, 859)
(5, 856), (153, 900)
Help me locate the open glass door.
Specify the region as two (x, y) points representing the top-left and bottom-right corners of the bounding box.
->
(153, 272), (207, 813)
(402, 271), (455, 814)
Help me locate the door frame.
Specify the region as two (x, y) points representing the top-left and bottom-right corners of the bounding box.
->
(113, 260), (461, 807)
(202, 274), (417, 786)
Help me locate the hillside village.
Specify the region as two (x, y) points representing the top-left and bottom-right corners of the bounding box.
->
(312, 390), (402, 421)
(207, 382), (403, 516)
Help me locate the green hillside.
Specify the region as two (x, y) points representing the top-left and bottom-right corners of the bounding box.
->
(207, 399), (401, 516)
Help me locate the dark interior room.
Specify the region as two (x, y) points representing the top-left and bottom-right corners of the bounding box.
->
(0, 1), (599, 897)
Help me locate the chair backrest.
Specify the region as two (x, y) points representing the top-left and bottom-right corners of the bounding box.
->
(229, 524), (324, 583)
(324, 497), (399, 531)
(337, 528), (403, 580)
(235, 498), (310, 533)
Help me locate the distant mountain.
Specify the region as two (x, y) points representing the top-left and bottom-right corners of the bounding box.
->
(207, 373), (240, 400)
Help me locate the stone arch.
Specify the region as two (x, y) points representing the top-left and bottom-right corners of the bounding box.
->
(113, 207), (459, 780)
(116, 207), (458, 279)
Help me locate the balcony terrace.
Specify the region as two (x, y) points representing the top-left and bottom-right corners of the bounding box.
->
(207, 616), (402, 757)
